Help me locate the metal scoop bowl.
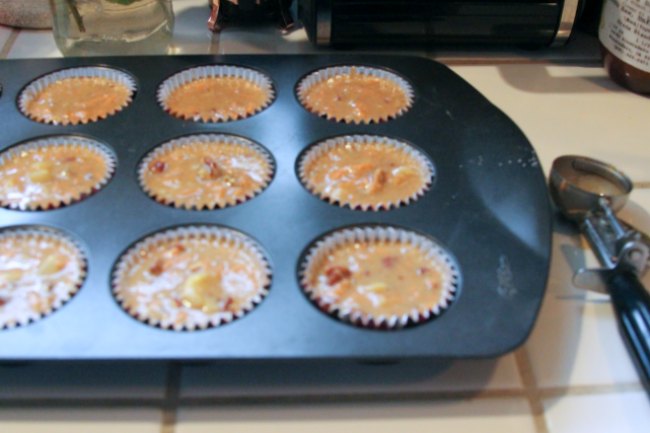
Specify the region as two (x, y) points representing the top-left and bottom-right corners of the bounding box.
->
(550, 155), (650, 392)
(550, 156), (632, 218)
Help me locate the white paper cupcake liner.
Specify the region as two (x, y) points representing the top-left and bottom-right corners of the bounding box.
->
(0, 226), (87, 330)
(0, 136), (116, 211)
(157, 65), (275, 122)
(296, 65), (414, 124)
(298, 135), (434, 211)
(18, 66), (136, 125)
(300, 226), (460, 329)
(112, 225), (272, 331)
(138, 134), (274, 210)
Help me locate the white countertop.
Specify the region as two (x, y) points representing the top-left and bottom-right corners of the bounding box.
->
(1, 1), (649, 432)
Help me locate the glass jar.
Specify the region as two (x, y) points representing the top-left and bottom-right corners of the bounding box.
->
(50, 0), (174, 56)
(599, 0), (650, 94)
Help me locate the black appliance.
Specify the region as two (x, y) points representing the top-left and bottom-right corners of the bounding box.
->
(299, 0), (582, 47)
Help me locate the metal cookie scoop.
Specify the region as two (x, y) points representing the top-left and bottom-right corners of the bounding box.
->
(550, 155), (650, 391)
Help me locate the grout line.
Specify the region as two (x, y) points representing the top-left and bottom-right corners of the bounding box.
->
(161, 362), (182, 433)
(0, 28), (20, 59)
(515, 347), (551, 433)
(634, 181), (650, 189)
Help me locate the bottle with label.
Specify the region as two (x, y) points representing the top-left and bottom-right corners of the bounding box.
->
(599, 0), (650, 94)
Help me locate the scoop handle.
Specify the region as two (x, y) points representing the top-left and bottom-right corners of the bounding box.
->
(607, 270), (650, 391)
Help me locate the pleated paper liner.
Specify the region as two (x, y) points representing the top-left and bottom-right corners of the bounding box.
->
(157, 65), (275, 123)
(138, 134), (274, 210)
(296, 65), (414, 124)
(300, 225), (460, 329)
(112, 225), (272, 331)
(0, 226), (87, 330)
(0, 136), (116, 211)
(18, 66), (136, 125)
(298, 134), (434, 211)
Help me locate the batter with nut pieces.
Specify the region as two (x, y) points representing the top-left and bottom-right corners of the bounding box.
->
(140, 141), (272, 209)
(305, 240), (445, 318)
(301, 141), (430, 210)
(114, 233), (270, 329)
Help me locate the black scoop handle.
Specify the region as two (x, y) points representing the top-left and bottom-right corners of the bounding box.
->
(607, 270), (650, 391)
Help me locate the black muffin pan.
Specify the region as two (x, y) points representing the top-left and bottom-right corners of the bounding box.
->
(0, 55), (551, 361)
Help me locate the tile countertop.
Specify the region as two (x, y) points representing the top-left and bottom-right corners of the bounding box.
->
(0, 1), (649, 432)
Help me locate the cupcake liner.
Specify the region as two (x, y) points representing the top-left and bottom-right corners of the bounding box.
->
(298, 135), (434, 211)
(300, 226), (460, 329)
(0, 226), (87, 330)
(138, 134), (274, 210)
(112, 225), (272, 331)
(157, 65), (275, 123)
(0, 136), (116, 211)
(296, 65), (414, 124)
(18, 66), (136, 125)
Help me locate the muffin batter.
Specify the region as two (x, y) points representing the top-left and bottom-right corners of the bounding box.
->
(0, 142), (112, 210)
(301, 68), (410, 123)
(24, 77), (132, 125)
(0, 230), (85, 328)
(301, 140), (430, 210)
(165, 76), (270, 122)
(113, 229), (270, 330)
(140, 140), (272, 209)
(305, 240), (445, 319)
